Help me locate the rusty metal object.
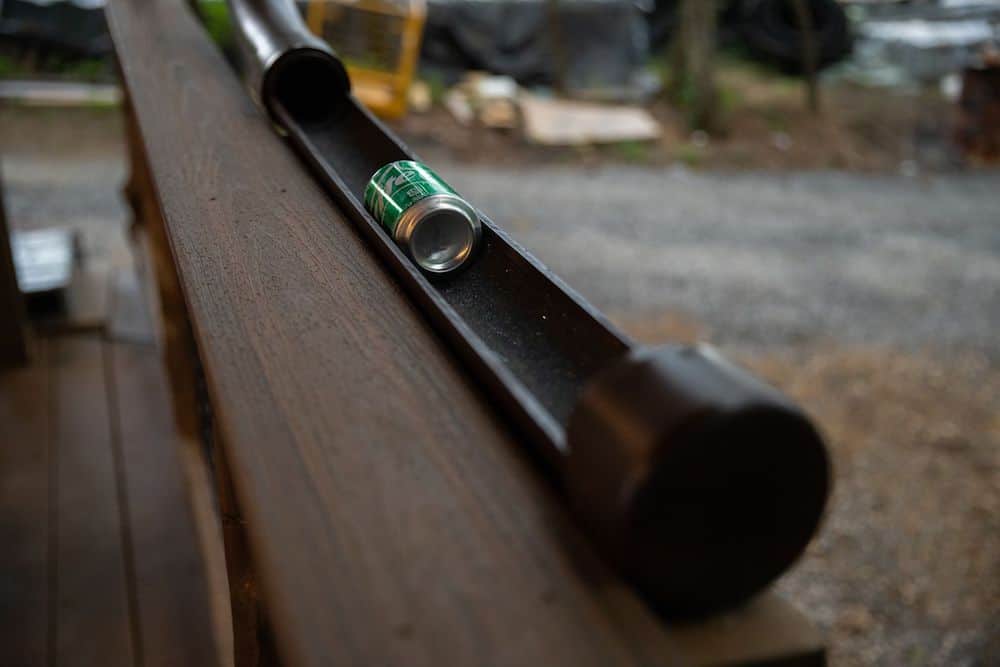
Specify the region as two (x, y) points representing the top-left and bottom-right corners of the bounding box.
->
(956, 53), (1000, 163)
(224, 0), (831, 617)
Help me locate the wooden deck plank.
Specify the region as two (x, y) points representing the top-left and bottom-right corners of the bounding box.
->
(49, 336), (134, 666)
(0, 345), (49, 665)
(106, 1), (686, 665)
(106, 338), (221, 666)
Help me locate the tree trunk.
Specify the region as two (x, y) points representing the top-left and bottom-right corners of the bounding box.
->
(791, 0), (821, 113)
(546, 0), (569, 94)
(671, 0), (719, 132)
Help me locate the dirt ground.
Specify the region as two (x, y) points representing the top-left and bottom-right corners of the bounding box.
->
(749, 347), (999, 667)
(396, 62), (958, 173)
(626, 308), (1000, 666)
(1, 100), (996, 666)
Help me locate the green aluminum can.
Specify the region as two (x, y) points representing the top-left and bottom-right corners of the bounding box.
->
(364, 160), (482, 274)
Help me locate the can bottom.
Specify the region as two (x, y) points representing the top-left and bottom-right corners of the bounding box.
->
(410, 211), (475, 273)
(394, 195), (481, 274)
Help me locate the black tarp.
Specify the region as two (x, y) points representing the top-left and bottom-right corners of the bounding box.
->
(0, 0), (110, 58)
(421, 0), (650, 96)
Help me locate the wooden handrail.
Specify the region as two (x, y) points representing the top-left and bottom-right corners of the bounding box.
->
(105, 0), (688, 664)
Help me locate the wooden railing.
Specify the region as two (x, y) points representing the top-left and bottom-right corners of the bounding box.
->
(106, 0), (826, 664)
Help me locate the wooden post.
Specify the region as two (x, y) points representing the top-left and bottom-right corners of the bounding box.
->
(213, 429), (276, 667)
(121, 96), (202, 440)
(0, 166), (28, 370)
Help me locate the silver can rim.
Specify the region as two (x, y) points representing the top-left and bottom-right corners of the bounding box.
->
(394, 194), (482, 274)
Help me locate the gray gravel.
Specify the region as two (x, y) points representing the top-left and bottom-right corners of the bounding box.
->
(434, 163), (1000, 667)
(437, 164), (1000, 355)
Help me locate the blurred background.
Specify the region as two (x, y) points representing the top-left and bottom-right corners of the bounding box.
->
(1, 1), (997, 665)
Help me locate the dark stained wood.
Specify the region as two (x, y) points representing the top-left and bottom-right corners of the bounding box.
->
(2, 331), (228, 666)
(122, 98), (202, 441)
(0, 343), (49, 665)
(172, 421), (235, 667)
(49, 336), (134, 666)
(213, 429), (270, 667)
(0, 169), (28, 369)
(106, 338), (221, 666)
(106, 0), (687, 665)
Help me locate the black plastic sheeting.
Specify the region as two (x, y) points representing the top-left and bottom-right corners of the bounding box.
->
(0, 0), (650, 94)
(0, 0), (110, 58)
(737, 0), (852, 72)
(0, 0), (852, 80)
(422, 0), (650, 94)
(422, 0), (853, 88)
(648, 0), (852, 72)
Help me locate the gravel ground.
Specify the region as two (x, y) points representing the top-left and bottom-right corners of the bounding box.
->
(1, 108), (128, 266)
(433, 163), (1000, 356)
(432, 161), (1000, 667)
(3, 108), (997, 666)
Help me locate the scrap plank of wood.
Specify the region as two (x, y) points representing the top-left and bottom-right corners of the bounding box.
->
(49, 336), (134, 666)
(520, 94), (662, 145)
(105, 0), (685, 665)
(106, 339), (221, 666)
(0, 346), (49, 665)
(667, 594), (825, 667)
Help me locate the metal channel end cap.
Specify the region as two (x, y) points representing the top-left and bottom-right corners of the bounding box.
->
(565, 344), (831, 617)
(394, 194), (482, 275)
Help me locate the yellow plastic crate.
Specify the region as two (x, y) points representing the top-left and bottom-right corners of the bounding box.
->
(306, 0), (426, 119)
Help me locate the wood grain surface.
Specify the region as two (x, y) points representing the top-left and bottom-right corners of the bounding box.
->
(106, 0), (687, 665)
(0, 347), (49, 665)
(49, 336), (135, 666)
(107, 340), (220, 666)
(122, 97), (203, 441)
(1, 334), (225, 666)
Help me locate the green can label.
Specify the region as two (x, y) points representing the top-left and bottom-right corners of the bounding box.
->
(364, 160), (459, 234)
